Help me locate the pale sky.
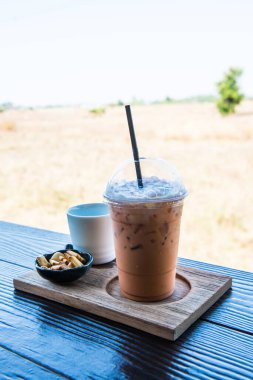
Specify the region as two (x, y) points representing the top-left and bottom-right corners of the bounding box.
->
(0, 0), (252, 106)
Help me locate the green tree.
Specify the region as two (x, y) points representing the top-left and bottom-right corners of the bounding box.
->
(216, 68), (244, 115)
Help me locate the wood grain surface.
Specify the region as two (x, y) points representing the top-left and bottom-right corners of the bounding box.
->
(1, 221), (253, 379)
(13, 263), (232, 341)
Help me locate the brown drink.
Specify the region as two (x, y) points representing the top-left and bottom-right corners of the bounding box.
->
(108, 200), (183, 301)
(104, 158), (187, 302)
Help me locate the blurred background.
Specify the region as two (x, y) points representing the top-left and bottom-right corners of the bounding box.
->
(0, 0), (252, 271)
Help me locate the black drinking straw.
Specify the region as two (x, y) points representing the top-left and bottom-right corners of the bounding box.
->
(125, 105), (143, 188)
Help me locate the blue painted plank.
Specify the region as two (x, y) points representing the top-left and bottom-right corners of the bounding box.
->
(0, 346), (69, 380)
(0, 221), (253, 379)
(0, 260), (252, 379)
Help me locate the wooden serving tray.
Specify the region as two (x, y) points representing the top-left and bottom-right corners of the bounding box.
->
(13, 262), (232, 341)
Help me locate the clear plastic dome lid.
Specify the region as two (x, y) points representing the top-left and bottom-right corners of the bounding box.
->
(104, 157), (188, 203)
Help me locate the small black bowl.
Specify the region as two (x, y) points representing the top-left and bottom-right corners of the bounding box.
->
(35, 244), (93, 283)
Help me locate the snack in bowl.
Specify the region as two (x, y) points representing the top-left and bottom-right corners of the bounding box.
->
(35, 245), (93, 282)
(37, 250), (85, 270)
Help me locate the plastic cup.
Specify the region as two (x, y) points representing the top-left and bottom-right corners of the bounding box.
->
(104, 157), (188, 302)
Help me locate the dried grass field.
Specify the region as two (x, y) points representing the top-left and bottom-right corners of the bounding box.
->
(0, 102), (252, 271)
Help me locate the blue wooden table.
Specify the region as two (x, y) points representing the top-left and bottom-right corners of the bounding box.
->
(0, 221), (252, 379)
